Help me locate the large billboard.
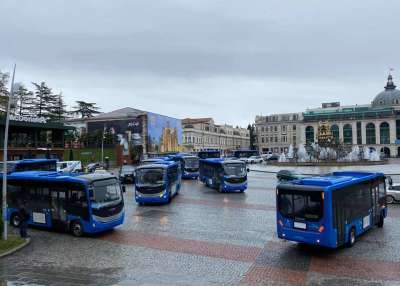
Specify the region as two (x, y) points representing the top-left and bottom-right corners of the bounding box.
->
(87, 118), (143, 154)
(147, 112), (182, 153)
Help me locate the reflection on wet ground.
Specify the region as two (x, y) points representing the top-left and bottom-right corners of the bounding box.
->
(1, 170), (399, 285)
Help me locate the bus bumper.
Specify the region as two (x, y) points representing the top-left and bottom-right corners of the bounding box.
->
(277, 225), (336, 248)
(86, 211), (125, 233)
(135, 191), (170, 204)
(222, 183), (247, 192)
(182, 172), (199, 179)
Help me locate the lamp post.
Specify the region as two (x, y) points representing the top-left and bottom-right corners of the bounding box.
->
(2, 64), (16, 241)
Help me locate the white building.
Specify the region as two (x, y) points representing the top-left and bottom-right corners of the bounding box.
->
(255, 74), (400, 157)
(182, 118), (250, 153)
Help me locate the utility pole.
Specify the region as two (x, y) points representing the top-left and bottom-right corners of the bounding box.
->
(2, 64), (16, 241)
(101, 124), (105, 166)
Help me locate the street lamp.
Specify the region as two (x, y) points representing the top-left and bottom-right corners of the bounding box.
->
(2, 64), (16, 241)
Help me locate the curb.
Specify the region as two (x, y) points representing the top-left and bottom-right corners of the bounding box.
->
(0, 237), (31, 259)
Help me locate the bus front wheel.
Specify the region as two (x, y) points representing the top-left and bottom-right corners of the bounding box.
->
(71, 221), (84, 237)
(10, 213), (21, 227)
(348, 227), (356, 247)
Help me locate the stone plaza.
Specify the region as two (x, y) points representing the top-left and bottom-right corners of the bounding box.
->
(1, 168), (399, 286)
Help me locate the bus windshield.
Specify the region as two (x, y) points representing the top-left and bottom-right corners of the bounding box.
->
(278, 189), (323, 221)
(223, 163), (246, 177)
(183, 157), (199, 169)
(136, 168), (165, 187)
(91, 179), (122, 204)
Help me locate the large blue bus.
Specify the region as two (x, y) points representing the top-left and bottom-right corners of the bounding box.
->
(276, 171), (387, 248)
(197, 150), (220, 159)
(199, 158), (248, 192)
(0, 159), (57, 173)
(134, 161), (181, 204)
(6, 171), (125, 237)
(232, 149), (259, 159)
(169, 153), (199, 179)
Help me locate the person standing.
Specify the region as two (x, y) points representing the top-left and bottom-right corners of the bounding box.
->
(18, 202), (30, 238)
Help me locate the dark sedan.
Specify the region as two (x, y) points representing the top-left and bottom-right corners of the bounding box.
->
(119, 165), (135, 183)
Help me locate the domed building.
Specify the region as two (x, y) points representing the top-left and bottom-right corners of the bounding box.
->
(255, 74), (400, 157)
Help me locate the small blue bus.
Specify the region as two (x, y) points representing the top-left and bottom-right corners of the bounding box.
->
(134, 161), (181, 204)
(199, 158), (248, 192)
(276, 171), (387, 248)
(169, 153), (199, 179)
(197, 150), (221, 159)
(0, 159), (57, 173)
(6, 171), (125, 237)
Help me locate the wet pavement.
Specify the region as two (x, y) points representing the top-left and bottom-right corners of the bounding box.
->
(1, 169), (400, 286)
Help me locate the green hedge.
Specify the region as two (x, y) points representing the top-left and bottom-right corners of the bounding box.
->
(63, 148), (116, 165)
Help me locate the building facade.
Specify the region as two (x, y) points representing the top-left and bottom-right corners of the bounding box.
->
(254, 113), (303, 154)
(181, 118), (250, 153)
(254, 75), (400, 157)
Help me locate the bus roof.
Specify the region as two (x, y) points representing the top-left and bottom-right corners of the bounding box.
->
(10, 159), (57, 165)
(200, 158), (244, 165)
(278, 171), (384, 191)
(7, 170), (116, 185)
(136, 160), (179, 170)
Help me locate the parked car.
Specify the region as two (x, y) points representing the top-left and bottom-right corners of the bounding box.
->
(246, 156), (263, 164)
(276, 170), (307, 182)
(386, 176), (400, 204)
(266, 154), (279, 161)
(57, 161), (82, 173)
(119, 165), (135, 183)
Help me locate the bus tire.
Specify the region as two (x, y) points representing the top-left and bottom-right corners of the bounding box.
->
(10, 213), (21, 228)
(377, 214), (384, 228)
(70, 221), (84, 237)
(386, 195), (395, 204)
(348, 227), (356, 247)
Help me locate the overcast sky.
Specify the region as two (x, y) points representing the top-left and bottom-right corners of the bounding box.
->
(1, 0), (400, 127)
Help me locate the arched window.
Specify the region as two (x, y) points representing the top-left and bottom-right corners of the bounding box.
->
(380, 122), (390, 144)
(305, 126), (314, 144)
(366, 123), (376, 144)
(343, 124), (352, 144)
(331, 124), (339, 142)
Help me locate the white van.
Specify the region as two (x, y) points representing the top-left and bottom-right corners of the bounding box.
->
(57, 161), (83, 173)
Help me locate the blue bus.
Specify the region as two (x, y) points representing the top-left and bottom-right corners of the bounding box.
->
(232, 149), (259, 159)
(134, 161), (181, 204)
(197, 150), (220, 159)
(276, 171), (387, 248)
(6, 171), (125, 237)
(199, 158), (248, 192)
(169, 153), (199, 179)
(0, 159), (57, 173)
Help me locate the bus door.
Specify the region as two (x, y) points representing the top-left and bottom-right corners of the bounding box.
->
(51, 188), (67, 225)
(371, 180), (380, 224)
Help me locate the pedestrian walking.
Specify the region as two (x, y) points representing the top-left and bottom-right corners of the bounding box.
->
(18, 202), (30, 238)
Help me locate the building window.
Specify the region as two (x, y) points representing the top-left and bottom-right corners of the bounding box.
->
(292, 135), (296, 145)
(396, 120), (400, 140)
(343, 124), (352, 144)
(305, 126), (314, 144)
(292, 125), (296, 131)
(274, 126), (278, 132)
(357, 122), (362, 144)
(261, 137), (265, 143)
(274, 137), (278, 143)
(380, 122), (390, 144)
(330, 124), (339, 142)
(366, 123), (376, 144)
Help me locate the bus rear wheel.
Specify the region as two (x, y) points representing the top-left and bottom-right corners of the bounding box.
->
(386, 195), (395, 204)
(348, 227), (356, 247)
(10, 213), (21, 227)
(71, 221), (84, 237)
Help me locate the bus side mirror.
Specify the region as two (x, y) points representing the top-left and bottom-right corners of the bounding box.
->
(247, 168), (250, 173)
(122, 185), (126, 193)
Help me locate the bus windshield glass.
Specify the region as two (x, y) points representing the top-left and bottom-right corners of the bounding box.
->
(223, 163), (246, 177)
(278, 189), (323, 221)
(183, 157), (199, 169)
(92, 179), (122, 204)
(136, 168), (165, 187)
